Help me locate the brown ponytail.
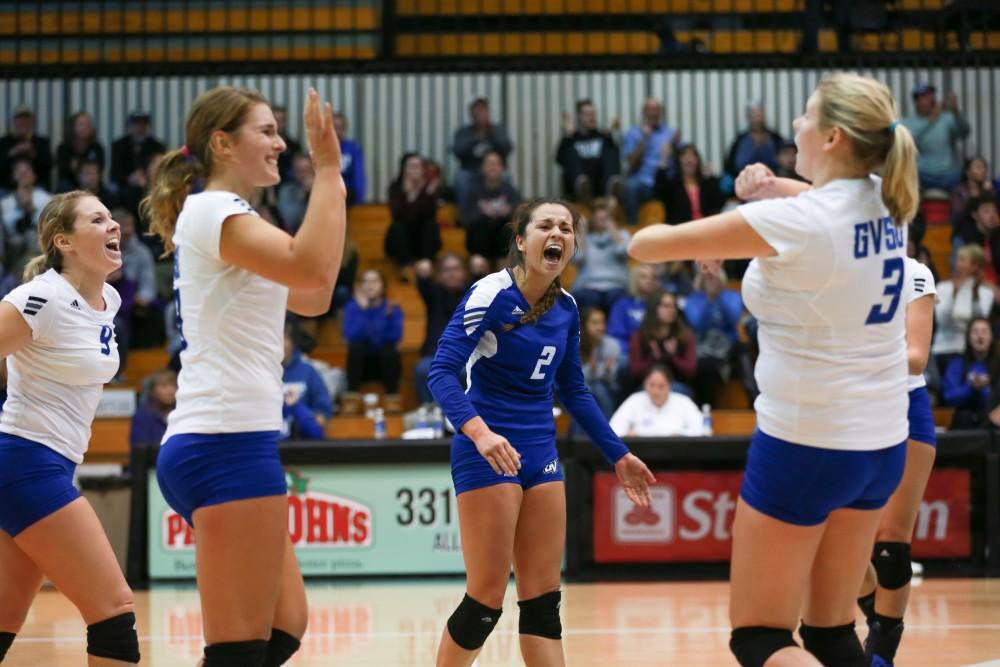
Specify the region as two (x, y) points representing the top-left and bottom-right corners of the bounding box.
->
(505, 198), (581, 328)
(815, 73), (920, 226)
(140, 85), (269, 254)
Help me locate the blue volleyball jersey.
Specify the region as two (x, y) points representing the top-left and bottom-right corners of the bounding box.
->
(427, 269), (629, 465)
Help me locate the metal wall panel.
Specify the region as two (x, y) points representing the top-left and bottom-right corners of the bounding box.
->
(1, 68), (997, 202)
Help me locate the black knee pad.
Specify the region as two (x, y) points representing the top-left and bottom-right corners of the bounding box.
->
(729, 626), (797, 667)
(872, 541), (912, 590)
(87, 612), (140, 663)
(446, 594), (503, 651)
(518, 591), (562, 640)
(0, 631), (15, 662)
(799, 622), (867, 667)
(263, 628), (301, 667)
(203, 639), (268, 666)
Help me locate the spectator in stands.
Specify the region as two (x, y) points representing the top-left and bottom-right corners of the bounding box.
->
(622, 97), (678, 225)
(943, 317), (998, 429)
(909, 235), (940, 284)
(901, 84), (970, 192)
(1, 159), (52, 269)
(610, 364), (705, 437)
(774, 140), (802, 180)
(556, 99), (621, 203)
(56, 111), (105, 192)
(116, 207), (163, 349)
(655, 143), (725, 224)
(951, 156), (994, 226)
(333, 112), (366, 206)
(661, 260), (697, 299)
(579, 306), (623, 419)
(272, 105), (302, 181)
(414, 253), (470, 405)
(608, 263), (659, 352)
(572, 197), (630, 313)
(129, 369), (177, 451)
(629, 290), (696, 397)
(953, 195), (1000, 283)
(385, 152), (442, 279)
(281, 322), (334, 440)
(452, 95), (513, 208)
(460, 151), (521, 276)
(932, 243), (995, 374)
(76, 159), (119, 209)
(342, 269), (404, 414)
(723, 99), (784, 189)
(0, 104), (52, 190)
(685, 267), (756, 406)
(330, 239), (360, 319)
(107, 264), (137, 380)
(276, 152), (313, 233)
(110, 110), (166, 193)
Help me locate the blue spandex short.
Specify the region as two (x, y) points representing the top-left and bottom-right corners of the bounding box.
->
(156, 430), (287, 525)
(451, 434), (564, 495)
(0, 433), (80, 537)
(740, 430), (906, 526)
(908, 386), (936, 447)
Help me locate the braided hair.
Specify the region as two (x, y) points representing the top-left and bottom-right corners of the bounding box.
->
(505, 198), (581, 329)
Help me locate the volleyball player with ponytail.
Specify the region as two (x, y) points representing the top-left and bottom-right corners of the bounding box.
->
(0, 192), (139, 665)
(427, 198), (654, 667)
(630, 73), (920, 667)
(143, 86), (346, 666)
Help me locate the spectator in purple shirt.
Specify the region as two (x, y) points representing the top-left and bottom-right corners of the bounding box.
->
(129, 369), (177, 450)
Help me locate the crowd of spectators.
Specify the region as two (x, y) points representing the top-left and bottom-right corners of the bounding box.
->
(4, 77), (1000, 439)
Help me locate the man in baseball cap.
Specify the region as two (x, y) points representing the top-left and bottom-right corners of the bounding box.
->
(0, 104), (52, 190)
(900, 82), (971, 191)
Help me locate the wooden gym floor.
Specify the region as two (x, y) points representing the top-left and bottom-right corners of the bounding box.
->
(6, 578), (1000, 666)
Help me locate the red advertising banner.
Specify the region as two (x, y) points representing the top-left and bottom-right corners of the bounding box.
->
(593, 468), (972, 563)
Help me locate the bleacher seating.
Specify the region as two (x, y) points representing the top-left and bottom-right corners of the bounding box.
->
(89, 194), (964, 464)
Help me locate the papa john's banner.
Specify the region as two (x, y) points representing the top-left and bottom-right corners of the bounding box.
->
(148, 464), (464, 579)
(593, 469), (972, 563)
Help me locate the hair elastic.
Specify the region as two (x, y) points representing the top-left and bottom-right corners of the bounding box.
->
(179, 144), (190, 157)
(889, 121), (899, 132)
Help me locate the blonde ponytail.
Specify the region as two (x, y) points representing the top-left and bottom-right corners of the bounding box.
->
(816, 73), (920, 226)
(140, 148), (204, 254)
(880, 123), (920, 226)
(22, 254), (49, 282)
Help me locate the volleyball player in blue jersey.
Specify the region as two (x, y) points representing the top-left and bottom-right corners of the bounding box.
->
(428, 198), (654, 667)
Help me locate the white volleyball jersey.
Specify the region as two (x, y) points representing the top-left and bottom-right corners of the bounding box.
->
(904, 258), (937, 391)
(739, 176), (908, 451)
(164, 191), (289, 440)
(0, 269), (121, 463)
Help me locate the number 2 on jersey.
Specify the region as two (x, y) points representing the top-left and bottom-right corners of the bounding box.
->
(865, 257), (904, 325)
(531, 345), (557, 379)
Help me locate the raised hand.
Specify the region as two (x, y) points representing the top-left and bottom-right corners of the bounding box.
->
(614, 453), (655, 507)
(304, 87), (343, 173)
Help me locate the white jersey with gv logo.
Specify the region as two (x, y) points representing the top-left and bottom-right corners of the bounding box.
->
(164, 191), (289, 441)
(738, 176), (908, 451)
(1, 269), (121, 463)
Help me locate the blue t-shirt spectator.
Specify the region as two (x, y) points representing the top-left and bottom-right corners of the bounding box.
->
(684, 284), (744, 342)
(282, 350), (334, 440)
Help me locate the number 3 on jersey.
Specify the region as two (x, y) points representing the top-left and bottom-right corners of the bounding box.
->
(865, 257), (904, 325)
(531, 345), (557, 379)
